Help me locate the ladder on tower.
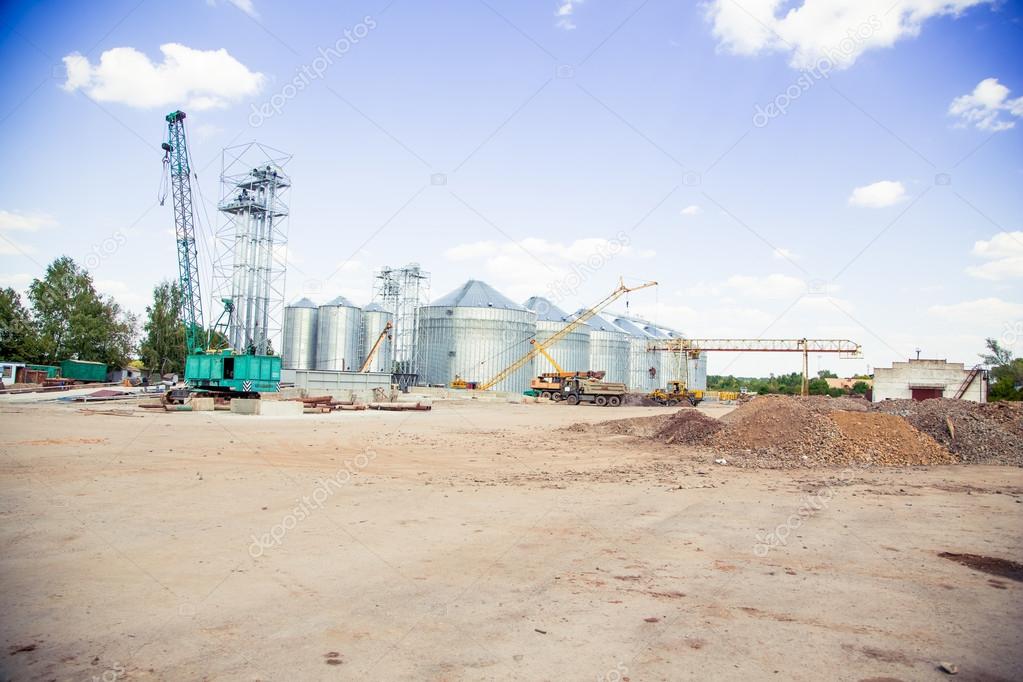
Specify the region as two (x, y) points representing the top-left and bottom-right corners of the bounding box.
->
(952, 364), (983, 400)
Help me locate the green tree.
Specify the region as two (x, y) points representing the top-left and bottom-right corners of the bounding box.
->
(0, 287), (38, 361)
(28, 257), (136, 366)
(139, 281), (186, 375)
(851, 381), (870, 395)
(817, 369), (838, 379)
(982, 338), (1022, 401)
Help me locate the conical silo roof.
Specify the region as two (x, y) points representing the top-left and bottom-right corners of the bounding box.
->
(573, 310), (623, 334)
(431, 280), (525, 310)
(362, 302), (390, 313)
(288, 297), (318, 308)
(323, 295), (358, 308)
(609, 316), (647, 338)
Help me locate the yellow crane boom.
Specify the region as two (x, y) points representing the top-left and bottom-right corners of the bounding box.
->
(477, 278), (657, 391)
(531, 340), (564, 374)
(359, 321), (393, 373)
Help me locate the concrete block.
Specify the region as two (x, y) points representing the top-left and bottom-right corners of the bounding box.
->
(190, 397), (215, 412)
(255, 400), (304, 417)
(230, 398), (262, 415)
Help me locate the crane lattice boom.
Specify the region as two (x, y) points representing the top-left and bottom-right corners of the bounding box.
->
(162, 110), (205, 353)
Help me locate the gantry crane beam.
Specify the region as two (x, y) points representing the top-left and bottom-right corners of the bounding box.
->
(646, 338), (862, 396)
(477, 278), (657, 391)
(648, 339), (861, 354)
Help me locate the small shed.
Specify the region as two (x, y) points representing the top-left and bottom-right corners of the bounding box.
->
(60, 360), (109, 383)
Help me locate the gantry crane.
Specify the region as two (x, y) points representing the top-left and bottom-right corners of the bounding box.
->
(476, 278), (657, 391)
(160, 110), (281, 399)
(359, 321), (393, 373)
(647, 338), (861, 396)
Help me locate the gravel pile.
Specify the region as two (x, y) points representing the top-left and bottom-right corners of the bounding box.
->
(654, 410), (723, 444)
(708, 395), (953, 468)
(872, 399), (1023, 465)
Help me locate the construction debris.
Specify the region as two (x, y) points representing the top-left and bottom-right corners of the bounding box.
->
(873, 399), (1023, 466)
(368, 402), (432, 411)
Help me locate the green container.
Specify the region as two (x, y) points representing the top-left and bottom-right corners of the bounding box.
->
(185, 351), (281, 393)
(27, 364), (60, 378)
(60, 359), (108, 382)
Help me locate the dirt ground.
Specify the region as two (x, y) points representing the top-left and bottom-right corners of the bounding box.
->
(1, 399), (1021, 681)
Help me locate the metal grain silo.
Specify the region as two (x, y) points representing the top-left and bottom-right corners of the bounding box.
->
(281, 297), (318, 369)
(360, 303), (394, 373)
(578, 312), (629, 385)
(316, 296), (363, 371)
(610, 316), (660, 392)
(523, 296), (590, 376)
(418, 280), (537, 393)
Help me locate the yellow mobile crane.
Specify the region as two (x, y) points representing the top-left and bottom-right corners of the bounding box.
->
(528, 340), (607, 400)
(359, 321), (393, 373)
(476, 278), (657, 391)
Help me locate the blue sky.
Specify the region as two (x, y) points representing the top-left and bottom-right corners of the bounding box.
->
(0, 0), (1021, 376)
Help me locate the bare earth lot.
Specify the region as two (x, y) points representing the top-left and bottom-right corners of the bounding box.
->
(1, 400), (1021, 681)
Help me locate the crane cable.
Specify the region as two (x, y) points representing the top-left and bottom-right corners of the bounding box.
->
(158, 147), (170, 206)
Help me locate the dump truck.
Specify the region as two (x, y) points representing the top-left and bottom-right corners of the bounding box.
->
(560, 376), (628, 406)
(649, 380), (703, 406)
(531, 370), (606, 400)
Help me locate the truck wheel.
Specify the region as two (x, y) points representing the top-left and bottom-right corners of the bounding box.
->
(552, 392), (563, 401)
(608, 395), (621, 407)
(595, 396), (608, 406)
(666, 399), (679, 407)
(566, 394), (580, 405)
(540, 391), (551, 399)
(688, 397), (700, 406)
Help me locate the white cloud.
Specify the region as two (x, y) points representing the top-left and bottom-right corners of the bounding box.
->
(62, 43), (264, 110)
(0, 273), (32, 289)
(556, 0), (583, 30)
(724, 273), (806, 300)
(0, 210), (57, 233)
(949, 78), (1023, 132)
(705, 0), (991, 70)
(966, 231), (1023, 280)
(0, 238), (36, 256)
(680, 205), (701, 216)
(772, 247), (798, 261)
(206, 0), (258, 16)
(848, 180), (906, 208)
(929, 297), (1023, 324)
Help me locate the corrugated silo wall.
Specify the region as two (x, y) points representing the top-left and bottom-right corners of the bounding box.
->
(657, 350), (708, 391)
(532, 321), (590, 376)
(688, 353), (708, 391)
(588, 331), (629, 385)
(282, 306), (318, 370)
(418, 306), (537, 392)
(316, 305), (363, 371)
(628, 338), (660, 392)
(361, 310), (394, 373)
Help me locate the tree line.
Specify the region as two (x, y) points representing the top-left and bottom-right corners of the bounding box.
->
(0, 256), (187, 375)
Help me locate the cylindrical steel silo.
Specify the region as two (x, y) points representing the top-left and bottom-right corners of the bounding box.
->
(281, 297), (318, 369)
(418, 280), (537, 393)
(609, 316), (659, 392)
(360, 302), (394, 373)
(523, 296), (590, 376)
(316, 296), (363, 371)
(580, 312), (629, 385)
(688, 351), (708, 391)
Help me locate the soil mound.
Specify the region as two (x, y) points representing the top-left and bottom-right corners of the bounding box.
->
(710, 395), (952, 468)
(872, 399), (1023, 465)
(654, 410), (723, 444)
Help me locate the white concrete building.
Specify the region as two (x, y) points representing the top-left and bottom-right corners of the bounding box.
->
(872, 359), (987, 402)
